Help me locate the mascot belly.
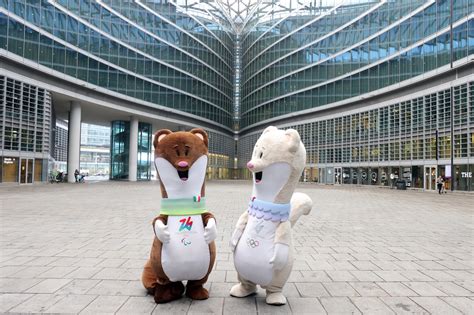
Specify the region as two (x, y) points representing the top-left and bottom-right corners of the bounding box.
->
(234, 215), (278, 286)
(162, 215), (210, 282)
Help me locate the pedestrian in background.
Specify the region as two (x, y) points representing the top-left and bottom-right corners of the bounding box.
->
(436, 175), (444, 194)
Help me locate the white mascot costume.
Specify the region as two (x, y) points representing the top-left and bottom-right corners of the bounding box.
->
(230, 126), (313, 305)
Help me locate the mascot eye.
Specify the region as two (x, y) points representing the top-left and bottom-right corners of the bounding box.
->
(175, 149), (180, 156)
(259, 152), (263, 158)
(185, 147), (190, 156)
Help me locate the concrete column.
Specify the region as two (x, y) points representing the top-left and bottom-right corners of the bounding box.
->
(129, 117), (138, 181)
(67, 101), (81, 183)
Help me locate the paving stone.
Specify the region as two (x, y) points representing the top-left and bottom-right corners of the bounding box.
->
(326, 270), (359, 281)
(350, 282), (388, 297)
(67, 267), (103, 279)
(441, 297), (474, 314)
(295, 282), (330, 297)
(223, 296), (257, 314)
(45, 294), (97, 313)
(454, 280), (474, 293)
(86, 280), (146, 296)
(79, 295), (128, 314)
(10, 266), (52, 278)
(116, 296), (157, 314)
(402, 281), (448, 296)
(351, 260), (380, 271)
(421, 270), (458, 281)
(0, 266), (27, 277)
(430, 281), (474, 296)
(9, 293), (65, 313)
(152, 298), (192, 314)
(92, 267), (141, 280)
(256, 297), (292, 314)
(0, 293), (33, 312)
(323, 282), (359, 297)
(1, 256), (37, 266)
(55, 279), (101, 295)
(287, 297), (326, 314)
(381, 296), (429, 314)
(377, 282), (418, 297)
(188, 297), (224, 314)
(350, 297), (395, 314)
(207, 270), (226, 282)
(25, 278), (72, 293)
(410, 296), (463, 314)
(374, 271), (410, 281)
(320, 296), (361, 314)
(37, 266), (79, 278)
(209, 282), (234, 297)
(399, 270), (435, 281)
(0, 278), (42, 293)
(350, 270), (384, 282)
(307, 260), (335, 270)
(281, 282), (302, 298)
(294, 270), (332, 282)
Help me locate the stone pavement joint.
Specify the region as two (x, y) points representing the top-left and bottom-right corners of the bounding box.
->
(0, 181), (473, 314)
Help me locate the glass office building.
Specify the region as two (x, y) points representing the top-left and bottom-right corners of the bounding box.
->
(0, 76), (51, 183)
(235, 0), (474, 191)
(0, 0), (473, 189)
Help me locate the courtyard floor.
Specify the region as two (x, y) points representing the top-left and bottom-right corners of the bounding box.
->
(0, 181), (473, 314)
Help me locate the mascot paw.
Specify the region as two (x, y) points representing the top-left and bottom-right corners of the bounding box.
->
(229, 229), (243, 252)
(229, 283), (257, 298)
(269, 243), (289, 270)
(154, 282), (184, 304)
(266, 292), (287, 305)
(204, 218), (217, 244)
(186, 285), (209, 300)
(154, 220), (170, 244)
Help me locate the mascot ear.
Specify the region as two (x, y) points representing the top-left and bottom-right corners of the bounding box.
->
(263, 126), (278, 134)
(190, 128), (208, 148)
(153, 129), (172, 149)
(285, 128), (301, 153)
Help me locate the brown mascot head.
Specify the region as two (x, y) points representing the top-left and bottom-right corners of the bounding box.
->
(153, 128), (208, 199)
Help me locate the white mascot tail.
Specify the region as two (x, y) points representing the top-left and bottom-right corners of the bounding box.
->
(289, 192), (313, 227)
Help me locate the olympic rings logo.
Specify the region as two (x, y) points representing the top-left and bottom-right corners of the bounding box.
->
(246, 238), (259, 248)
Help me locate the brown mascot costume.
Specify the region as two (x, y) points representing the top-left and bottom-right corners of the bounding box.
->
(142, 128), (217, 303)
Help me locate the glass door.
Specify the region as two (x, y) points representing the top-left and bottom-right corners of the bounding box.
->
(334, 167), (342, 184)
(19, 158), (34, 184)
(424, 166), (437, 190)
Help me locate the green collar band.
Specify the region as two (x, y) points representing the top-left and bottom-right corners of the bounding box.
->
(160, 197), (207, 216)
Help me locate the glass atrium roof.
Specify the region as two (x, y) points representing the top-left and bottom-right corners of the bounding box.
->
(174, 0), (371, 34)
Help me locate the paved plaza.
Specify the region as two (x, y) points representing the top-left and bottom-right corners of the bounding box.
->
(0, 181), (473, 314)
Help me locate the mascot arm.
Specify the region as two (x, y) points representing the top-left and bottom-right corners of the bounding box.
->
(229, 211), (249, 252)
(152, 215), (170, 244)
(202, 212), (217, 244)
(270, 221), (291, 270)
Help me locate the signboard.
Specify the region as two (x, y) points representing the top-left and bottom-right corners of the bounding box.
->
(445, 165), (451, 178)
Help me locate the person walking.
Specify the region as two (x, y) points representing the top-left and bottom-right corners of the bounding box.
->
(436, 175), (444, 194)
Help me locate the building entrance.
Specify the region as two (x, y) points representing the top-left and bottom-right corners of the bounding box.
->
(424, 166), (437, 191)
(20, 158), (33, 184)
(334, 167), (342, 184)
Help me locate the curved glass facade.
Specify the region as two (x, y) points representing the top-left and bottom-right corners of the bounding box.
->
(0, 0), (234, 129)
(240, 0), (473, 129)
